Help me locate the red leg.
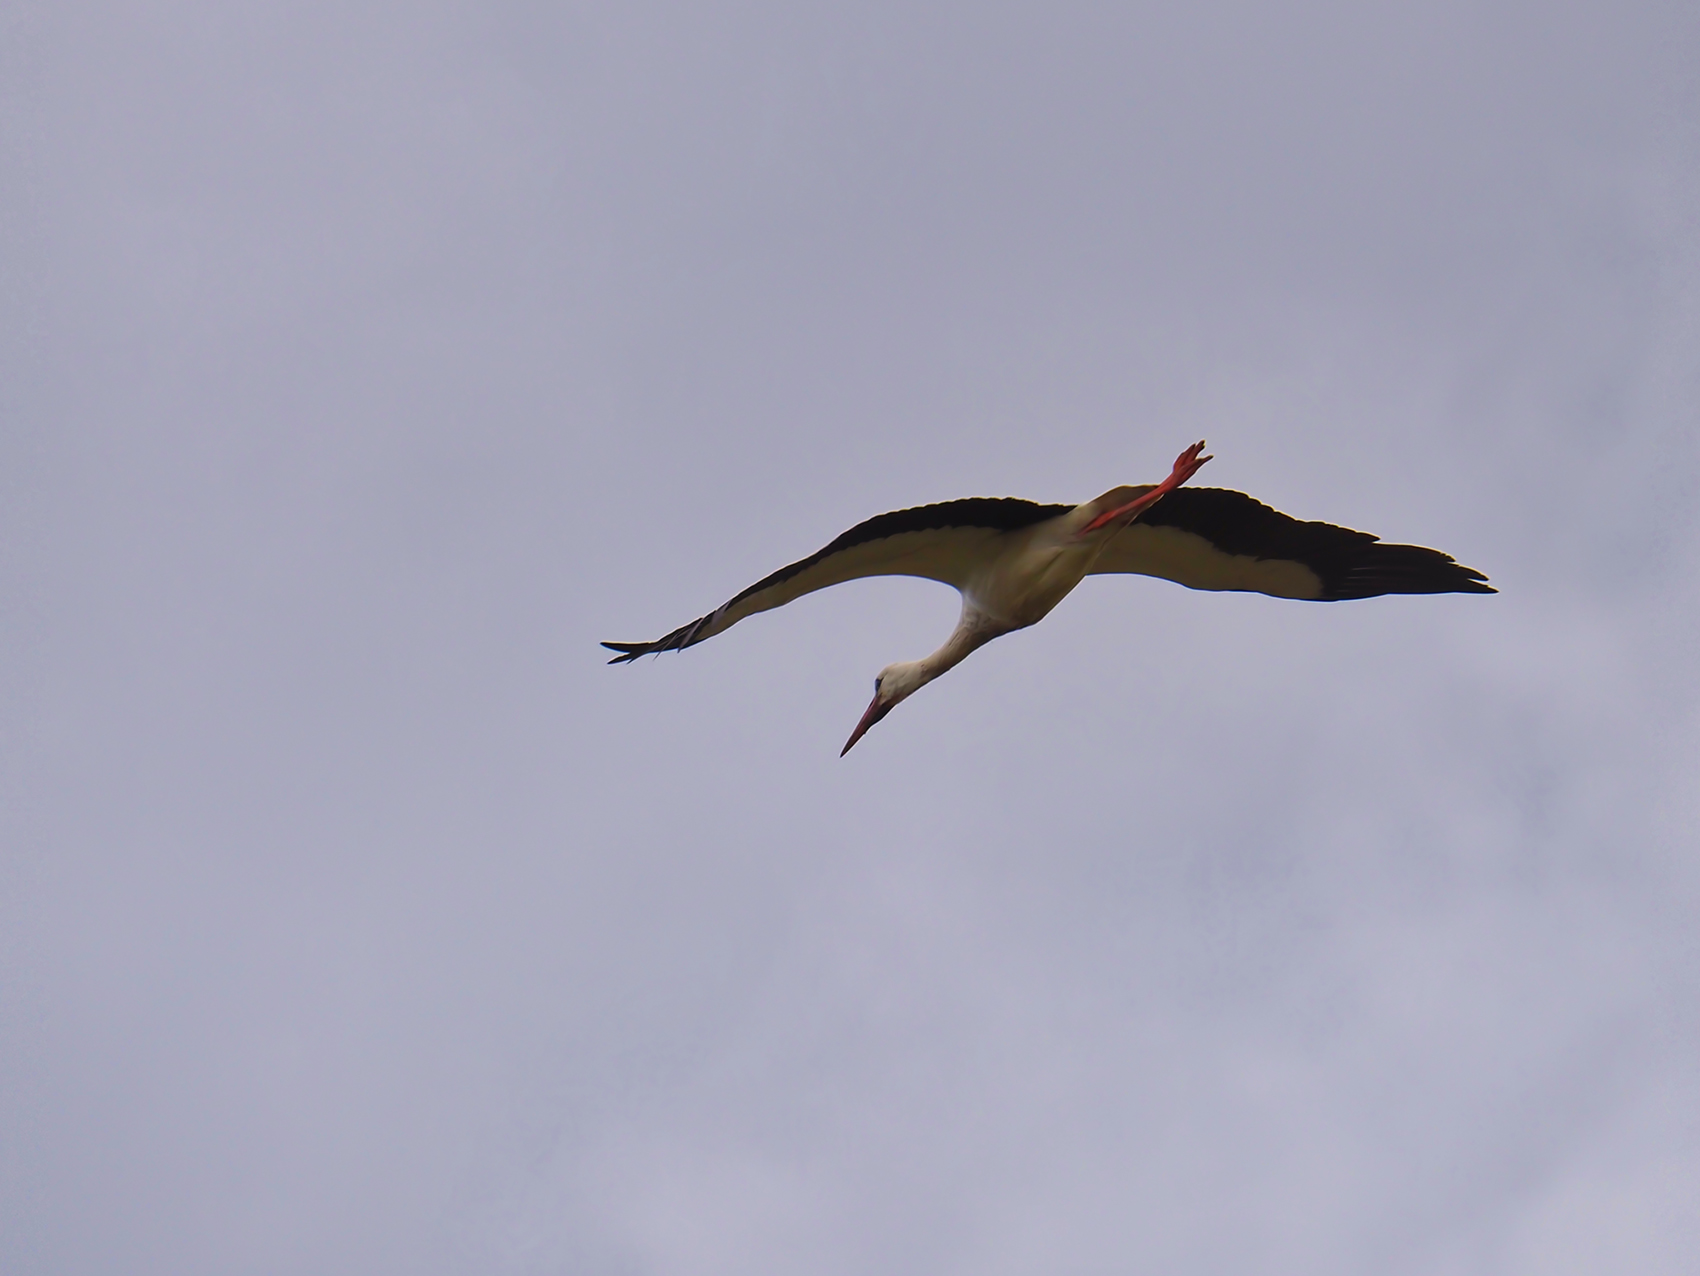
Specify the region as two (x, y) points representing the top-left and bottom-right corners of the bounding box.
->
(1082, 441), (1212, 533)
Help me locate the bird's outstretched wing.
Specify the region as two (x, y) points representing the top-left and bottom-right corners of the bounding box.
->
(1089, 487), (1494, 600)
(603, 497), (1072, 662)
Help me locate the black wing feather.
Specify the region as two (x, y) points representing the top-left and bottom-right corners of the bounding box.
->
(602, 496), (1071, 662)
(1138, 488), (1494, 600)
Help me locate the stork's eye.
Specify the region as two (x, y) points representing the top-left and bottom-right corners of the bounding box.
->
(874, 676), (884, 692)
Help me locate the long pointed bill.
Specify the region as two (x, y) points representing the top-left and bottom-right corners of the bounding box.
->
(841, 692), (893, 756)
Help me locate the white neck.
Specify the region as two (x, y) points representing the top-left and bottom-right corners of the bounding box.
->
(917, 604), (1009, 685)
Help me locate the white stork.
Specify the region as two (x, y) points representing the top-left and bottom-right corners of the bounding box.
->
(604, 443), (1494, 754)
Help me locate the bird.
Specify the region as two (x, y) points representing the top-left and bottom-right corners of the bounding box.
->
(604, 442), (1494, 755)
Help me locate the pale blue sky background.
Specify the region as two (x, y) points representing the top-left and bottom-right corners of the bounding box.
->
(3, 3), (1698, 1273)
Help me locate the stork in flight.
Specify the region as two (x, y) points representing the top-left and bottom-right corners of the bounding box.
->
(604, 443), (1493, 754)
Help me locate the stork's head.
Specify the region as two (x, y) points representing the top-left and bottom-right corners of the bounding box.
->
(841, 661), (929, 756)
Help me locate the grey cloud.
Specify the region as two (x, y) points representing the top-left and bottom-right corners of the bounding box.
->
(3, 2), (1697, 1273)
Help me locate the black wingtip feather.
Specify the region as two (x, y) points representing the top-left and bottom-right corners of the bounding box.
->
(1324, 548), (1496, 599)
(601, 612), (718, 664)
(1386, 549), (1485, 586)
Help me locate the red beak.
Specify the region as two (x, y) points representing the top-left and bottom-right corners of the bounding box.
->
(841, 691), (893, 756)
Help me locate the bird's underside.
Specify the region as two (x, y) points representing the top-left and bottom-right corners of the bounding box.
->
(602, 485), (1493, 664)
(604, 443), (1492, 752)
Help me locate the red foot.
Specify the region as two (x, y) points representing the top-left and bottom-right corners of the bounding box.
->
(1082, 440), (1212, 533)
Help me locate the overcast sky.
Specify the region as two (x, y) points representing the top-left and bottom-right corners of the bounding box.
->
(3, 3), (1698, 1273)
